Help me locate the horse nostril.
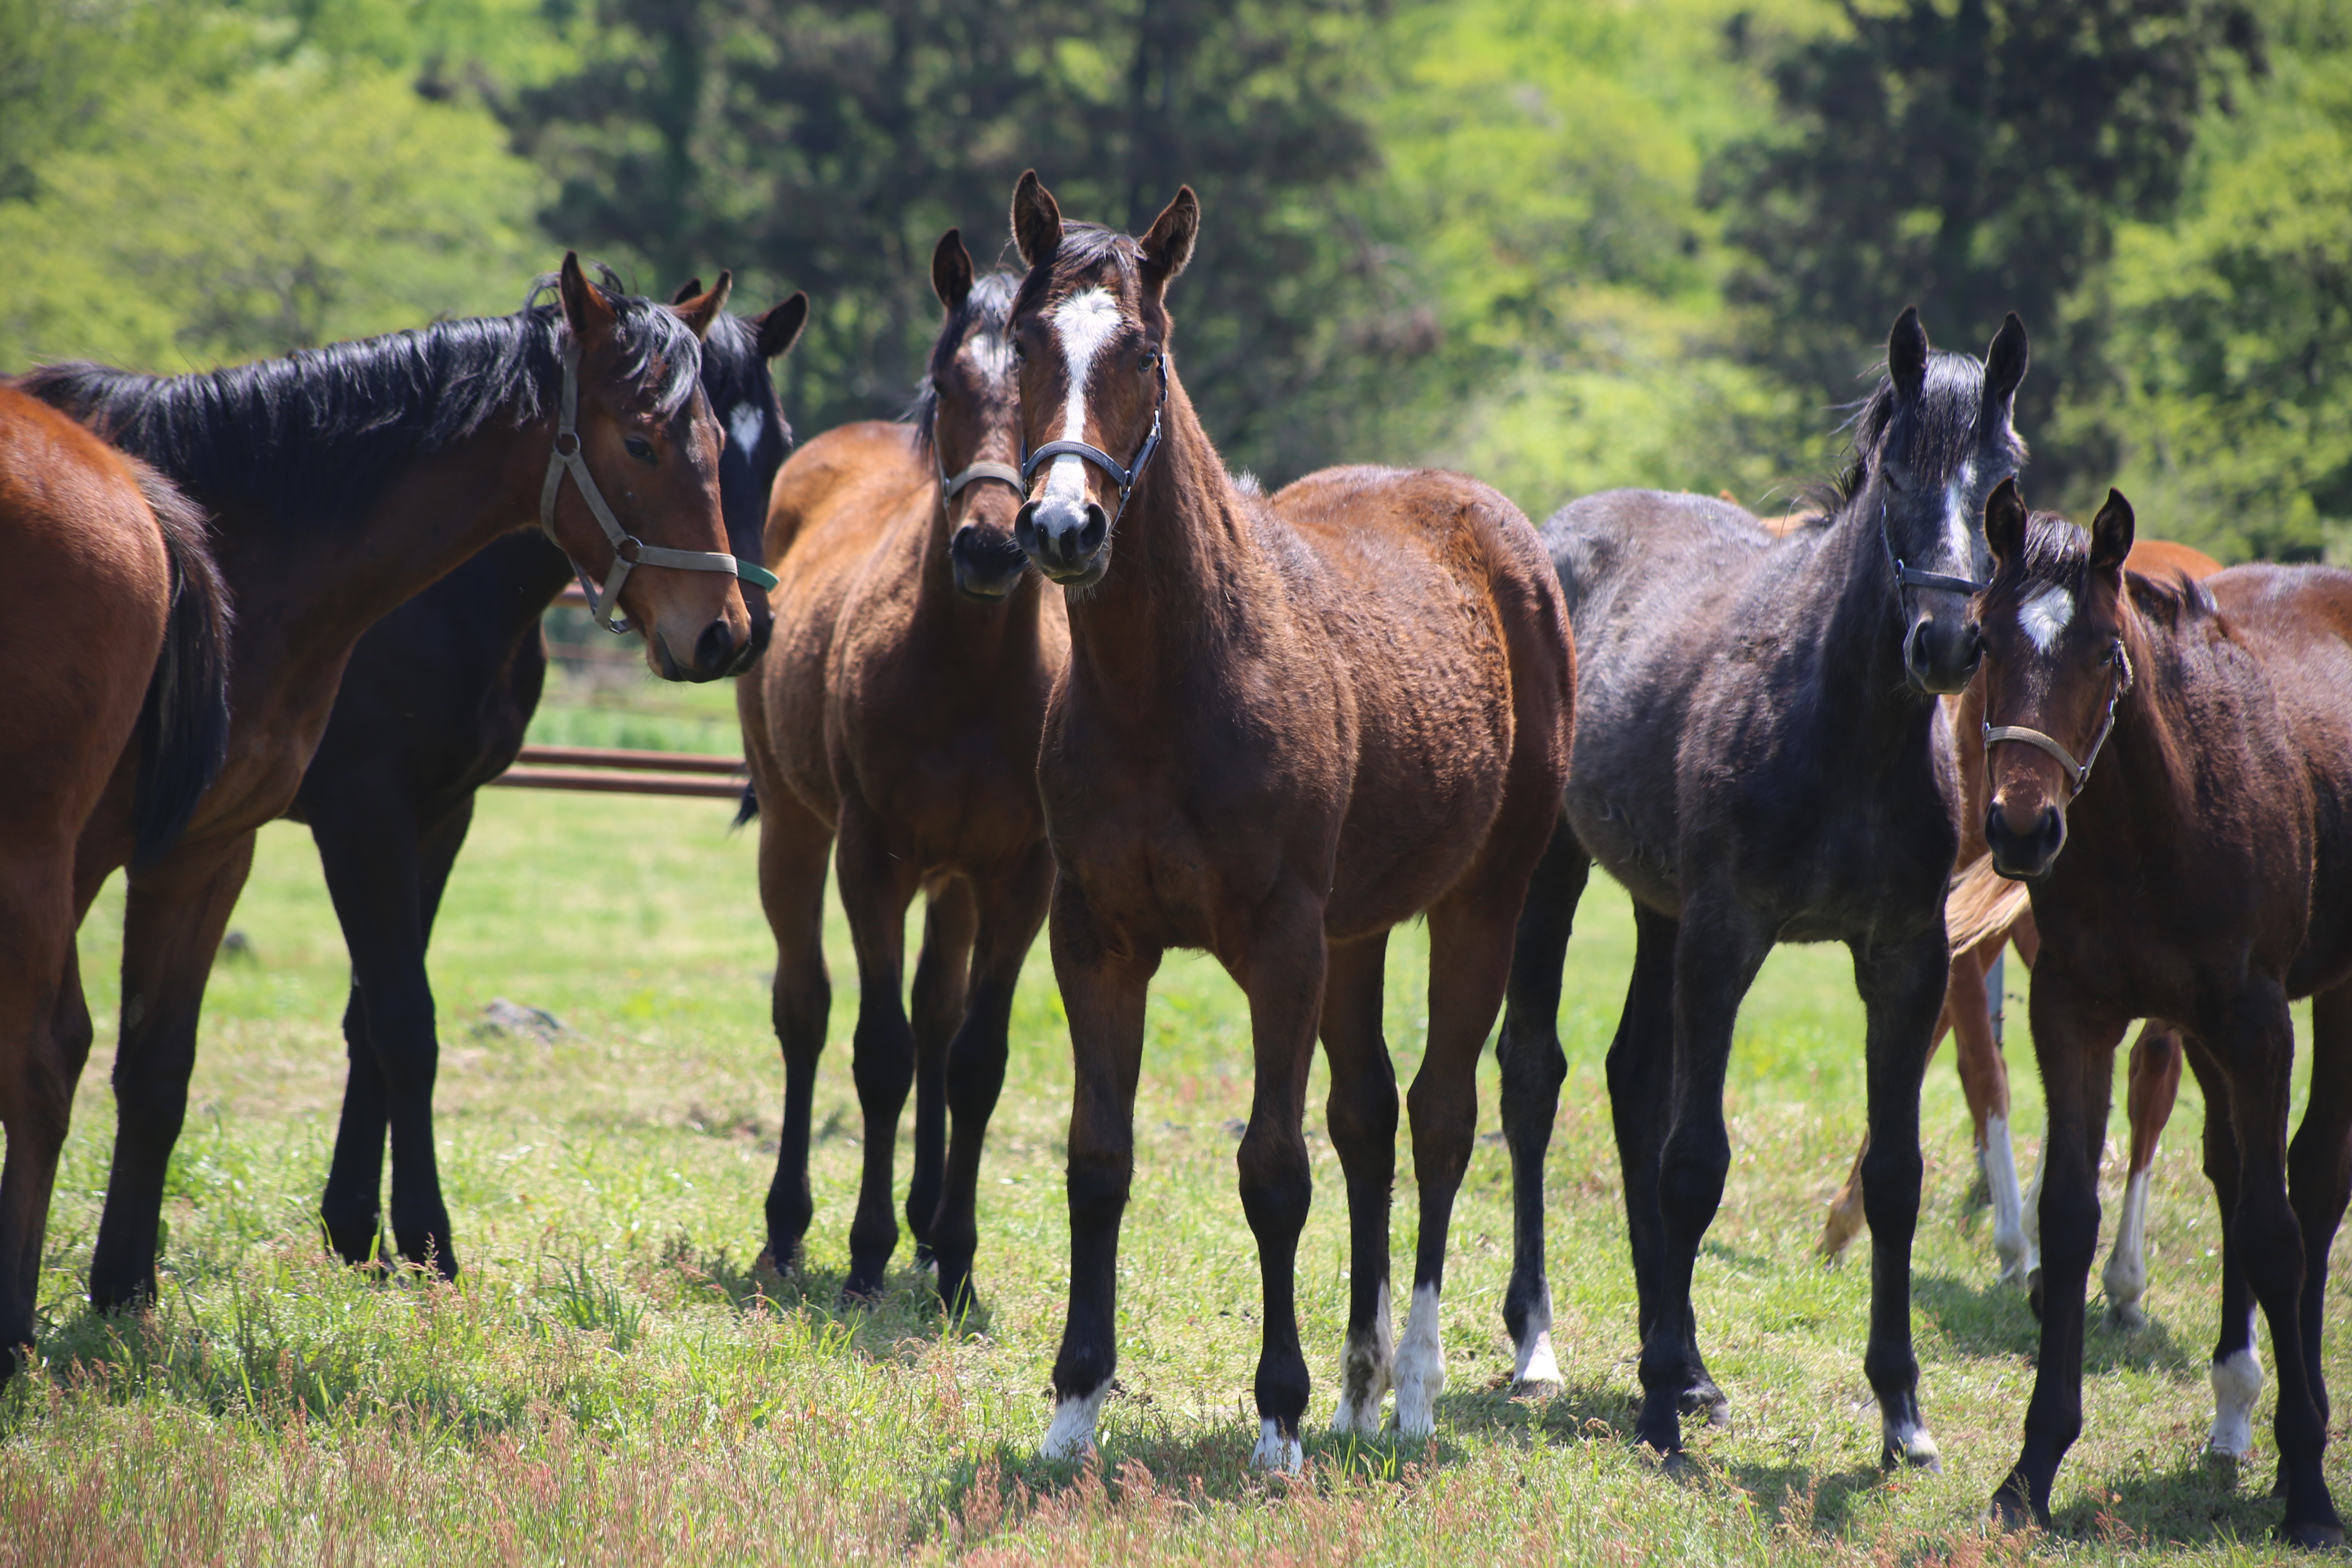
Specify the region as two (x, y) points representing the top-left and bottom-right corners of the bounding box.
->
(693, 618), (738, 680)
(1079, 503), (1108, 556)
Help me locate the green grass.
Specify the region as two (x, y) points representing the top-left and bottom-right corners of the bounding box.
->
(1, 696), (2339, 1563)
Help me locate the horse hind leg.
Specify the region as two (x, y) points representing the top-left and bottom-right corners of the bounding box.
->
(1950, 930), (2034, 1287)
(2282, 984), (2352, 1481)
(2101, 1021), (2183, 1327)
(905, 875), (976, 1267)
(0, 866), (82, 1376)
(1495, 816), (1585, 1392)
(755, 787), (835, 1274)
(833, 805), (925, 1301)
(1320, 931), (1397, 1436)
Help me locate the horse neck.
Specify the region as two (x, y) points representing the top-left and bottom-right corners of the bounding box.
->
(913, 478), (1052, 653)
(1813, 490), (1936, 743)
(1059, 385), (1254, 692)
(2058, 604), (2192, 864)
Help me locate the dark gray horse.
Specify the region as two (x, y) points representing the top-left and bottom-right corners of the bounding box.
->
(1494, 308), (2029, 1468)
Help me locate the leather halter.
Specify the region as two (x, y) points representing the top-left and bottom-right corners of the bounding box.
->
(931, 409), (1024, 519)
(1984, 645), (2133, 795)
(1880, 494), (1990, 603)
(1018, 358), (1169, 530)
(539, 341), (780, 635)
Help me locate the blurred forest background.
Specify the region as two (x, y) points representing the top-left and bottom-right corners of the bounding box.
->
(2, 0), (2343, 558)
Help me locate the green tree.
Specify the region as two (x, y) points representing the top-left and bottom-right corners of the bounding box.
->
(1711, 0), (2255, 500)
(507, 0), (1381, 479)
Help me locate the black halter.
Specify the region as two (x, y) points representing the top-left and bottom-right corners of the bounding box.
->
(1019, 358), (1169, 529)
(1879, 492), (1991, 604)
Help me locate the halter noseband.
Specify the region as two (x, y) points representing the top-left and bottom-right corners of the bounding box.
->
(1983, 644), (2133, 795)
(931, 409), (1025, 520)
(539, 340), (780, 635)
(1879, 494), (1991, 604)
(1018, 358), (1169, 530)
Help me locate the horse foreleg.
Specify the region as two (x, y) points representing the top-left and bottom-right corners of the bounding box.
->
(755, 787), (834, 1273)
(905, 875), (976, 1266)
(2177, 1036), (2262, 1468)
(2101, 1021), (2184, 1327)
(88, 833), (256, 1313)
(834, 803), (924, 1301)
(1495, 818), (1585, 1390)
(1319, 931), (1396, 1436)
(1634, 897), (1767, 1461)
(1993, 973), (2125, 1532)
(1041, 875), (1157, 1463)
(929, 843), (1050, 1317)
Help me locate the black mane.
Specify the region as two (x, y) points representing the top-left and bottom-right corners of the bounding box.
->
(908, 270), (1020, 454)
(1825, 348), (2021, 508)
(18, 283), (700, 529)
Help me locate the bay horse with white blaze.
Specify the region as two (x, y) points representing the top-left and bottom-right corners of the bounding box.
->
(16, 257), (748, 1321)
(292, 281), (804, 1278)
(1006, 172), (1572, 1468)
(0, 388), (228, 1375)
(1497, 309), (2029, 1467)
(1976, 481), (2352, 1546)
(738, 230), (1062, 1310)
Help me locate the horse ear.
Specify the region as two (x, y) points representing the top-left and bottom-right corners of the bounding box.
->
(1984, 477), (2027, 565)
(1887, 305), (1928, 402)
(931, 229), (975, 312)
(1140, 186), (1199, 296)
(1982, 311), (2029, 426)
(1011, 171), (1062, 271)
(669, 277), (704, 306)
(2090, 488), (2136, 573)
(559, 252), (618, 345)
(672, 270), (733, 341)
(757, 293), (808, 361)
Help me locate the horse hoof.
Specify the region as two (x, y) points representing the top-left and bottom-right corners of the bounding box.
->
(1250, 1420), (1303, 1473)
(2203, 1448), (2244, 1486)
(1988, 1479), (2044, 1533)
(1509, 1376), (1563, 1401)
(1680, 1384), (1732, 1430)
(2105, 1301), (2147, 1331)
(1660, 1449), (1698, 1481)
(2278, 1518), (2344, 1550)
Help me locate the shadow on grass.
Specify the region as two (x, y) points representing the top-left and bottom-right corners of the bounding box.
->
(1717, 1458), (1895, 1539)
(2043, 1454), (2285, 1550)
(1435, 1374), (1636, 1443)
(1911, 1270), (2198, 1376)
(668, 1239), (999, 1361)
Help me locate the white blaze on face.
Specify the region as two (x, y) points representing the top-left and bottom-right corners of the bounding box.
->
(727, 401), (766, 459)
(1940, 461), (1979, 570)
(2018, 585), (2076, 653)
(1044, 287), (1125, 511)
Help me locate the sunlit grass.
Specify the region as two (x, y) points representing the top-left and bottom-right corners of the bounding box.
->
(2, 745), (2336, 1563)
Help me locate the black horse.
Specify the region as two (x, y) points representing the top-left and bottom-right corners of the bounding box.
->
(1494, 309), (2029, 1467)
(292, 284), (806, 1277)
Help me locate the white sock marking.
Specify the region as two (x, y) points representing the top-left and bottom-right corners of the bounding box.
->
(2210, 1325), (2264, 1461)
(1330, 1278), (1393, 1435)
(2103, 1167), (2153, 1324)
(1882, 1407), (1942, 1468)
(1043, 287), (1124, 517)
(1511, 1281), (1561, 1388)
(1392, 1283), (1445, 1439)
(1251, 1418), (1303, 1473)
(2019, 585), (2075, 652)
(1040, 1386), (1108, 1461)
(1983, 1114), (2033, 1287)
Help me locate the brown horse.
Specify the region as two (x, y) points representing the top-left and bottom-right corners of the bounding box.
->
(1003, 173), (1572, 1468)
(0, 388), (228, 1374)
(738, 230), (1064, 1310)
(16, 257), (745, 1324)
(1976, 479), (2352, 1546)
(1820, 536), (2223, 1318)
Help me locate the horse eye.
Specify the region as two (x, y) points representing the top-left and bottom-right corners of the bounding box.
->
(1141, 350), (1160, 372)
(624, 436), (657, 465)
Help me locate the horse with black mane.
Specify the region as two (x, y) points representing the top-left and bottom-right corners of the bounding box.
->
(0, 387), (229, 1375)
(292, 281), (805, 1279)
(13, 257), (748, 1328)
(1497, 308), (2028, 1466)
(1005, 172), (1572, 1466)
(1975, 480), (2352, 1547)
(737, 230), (1061, 1311)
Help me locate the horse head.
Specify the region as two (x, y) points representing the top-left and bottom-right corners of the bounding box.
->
(1852, 307), (2030, 695)
(1976, 478), (2137, 880)
(918, 229), (1030, 601)
(1005, 169), (1196, 591)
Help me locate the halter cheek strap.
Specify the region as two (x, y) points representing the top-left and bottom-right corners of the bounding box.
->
(1880, 496), (1991, 601)
(539, 341), (780, 636)
(1982, 647), (2132, 794)
(1018, 359), (1169, 530)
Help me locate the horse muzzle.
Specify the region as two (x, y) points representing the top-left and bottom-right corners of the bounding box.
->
(1985, 797), (2066, 882)
(1016, 494), (1109, 586)
(951, 523), (1031, 601)
(1903, 613), (1982, 696)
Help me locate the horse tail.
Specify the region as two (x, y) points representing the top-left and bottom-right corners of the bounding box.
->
(1945, 853), (2029, 958)
(732, 779), (760, 830)
(129, 462), (233, 871)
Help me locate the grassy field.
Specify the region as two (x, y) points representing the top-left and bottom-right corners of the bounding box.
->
(0, 681), (2339, 1564)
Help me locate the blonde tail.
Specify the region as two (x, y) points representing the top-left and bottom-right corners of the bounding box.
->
(1946, 853), (2031, 958)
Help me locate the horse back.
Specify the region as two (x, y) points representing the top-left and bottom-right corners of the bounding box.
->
(1270, 465), (1571, 935)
